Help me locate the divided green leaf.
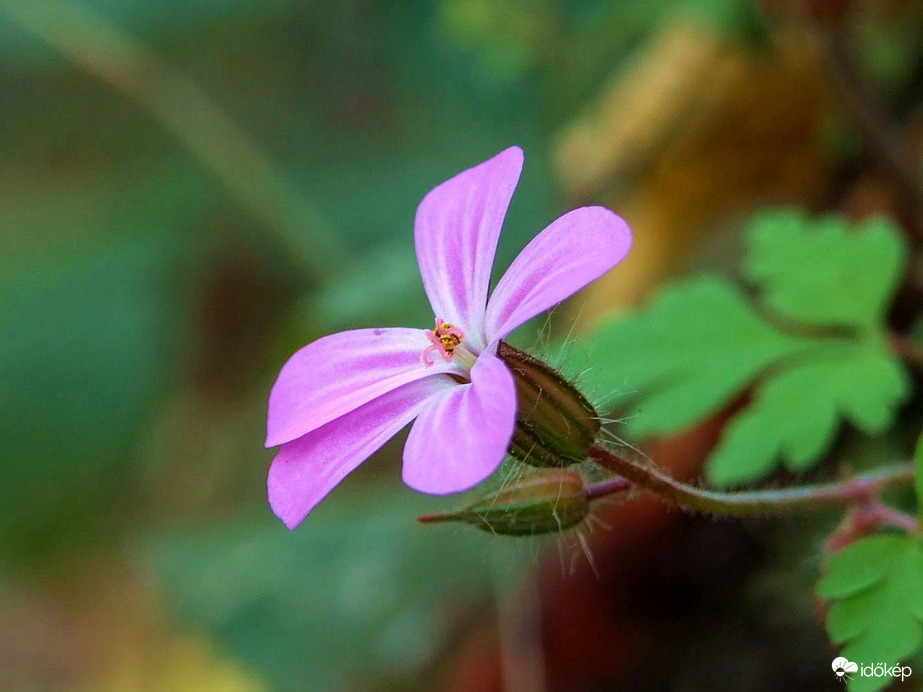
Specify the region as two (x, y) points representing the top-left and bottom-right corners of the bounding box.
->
(706, 342), (909, 486)
(817, 535), (923, 692)
(581, 211), (910, 486)
(745, 211), (907, 330)
(582, 276), (811, 437)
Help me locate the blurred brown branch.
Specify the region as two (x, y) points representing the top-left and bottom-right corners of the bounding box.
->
(818, 19), (923, 242)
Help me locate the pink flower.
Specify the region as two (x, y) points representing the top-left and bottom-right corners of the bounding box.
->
(265, 146), (632, 529)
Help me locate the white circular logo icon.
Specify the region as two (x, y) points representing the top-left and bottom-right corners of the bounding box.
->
(832, 657), (859, 680)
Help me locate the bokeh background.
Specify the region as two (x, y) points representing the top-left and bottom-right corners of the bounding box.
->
(2, 1), (922, 690)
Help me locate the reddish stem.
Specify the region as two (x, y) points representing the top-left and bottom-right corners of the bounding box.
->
(584, 476), (632, 501)
(587, 444), (916, 520)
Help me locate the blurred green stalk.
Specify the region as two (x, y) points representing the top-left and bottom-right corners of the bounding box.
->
(1, 0), (341, 282)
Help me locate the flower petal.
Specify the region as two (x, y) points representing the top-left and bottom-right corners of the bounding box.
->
(402, 350), (516, 494)
(485, 207), (632, 342)
(266, 327), (461, 448)
(415, 146), (523, 349)
(268, 376), (455, 529)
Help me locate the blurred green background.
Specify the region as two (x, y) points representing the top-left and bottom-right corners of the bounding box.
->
(1, 1), (921, 690)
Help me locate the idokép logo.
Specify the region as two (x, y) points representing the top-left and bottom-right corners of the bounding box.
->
(832, 657), (858, 681)
(832, 657), (912, 684)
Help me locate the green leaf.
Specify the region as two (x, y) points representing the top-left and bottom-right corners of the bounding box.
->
(582, 276), (811, 437)
(816, 535), (909, 599)
(581, 212), (911, 486)
(817, 535), (923, 692)
(744, 211), (907, 330)
(706, 342), (910, 486)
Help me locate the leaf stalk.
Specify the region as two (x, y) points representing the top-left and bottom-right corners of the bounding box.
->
(585, 445), (916, 520)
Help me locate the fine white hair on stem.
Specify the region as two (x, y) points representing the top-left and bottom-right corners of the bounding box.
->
(575, 530), (601, 579)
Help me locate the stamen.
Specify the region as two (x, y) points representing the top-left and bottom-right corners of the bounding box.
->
(421, 318), (466, 368)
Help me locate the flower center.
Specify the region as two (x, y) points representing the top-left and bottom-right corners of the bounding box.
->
(422, 318), (475, 369)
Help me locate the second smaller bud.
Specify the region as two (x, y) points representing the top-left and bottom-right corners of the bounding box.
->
(418, 468), (589, 536)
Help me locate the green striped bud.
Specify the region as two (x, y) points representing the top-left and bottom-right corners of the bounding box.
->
(498, 342), (600, 467)
(417, 469), (589, 536)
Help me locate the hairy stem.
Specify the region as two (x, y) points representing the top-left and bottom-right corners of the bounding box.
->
(586, 445), (915, 517)
(583, 476), (632, 501)
(826, 500), (920, 553)
(873, 504), (920, 532)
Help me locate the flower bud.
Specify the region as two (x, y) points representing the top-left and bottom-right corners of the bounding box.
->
(417, 469), (589, 536)
(498, 342), (600, 467)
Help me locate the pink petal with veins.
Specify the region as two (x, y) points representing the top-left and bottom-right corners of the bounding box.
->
(268, 376), (455, 529)
(402, 351), (516, 494)
(485, 206), (632, 343)
(266, 327), (460, 447)
(414, 146), (523, 350)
